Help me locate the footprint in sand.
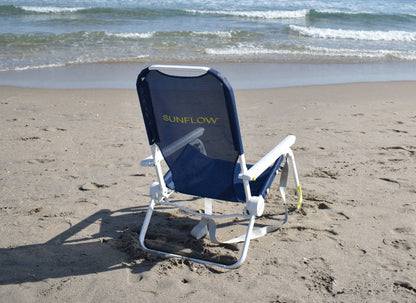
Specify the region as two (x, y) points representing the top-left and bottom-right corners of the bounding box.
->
(393, 227), (413, 234)
(391, 129), (408, 134)
(396, 203), (416, 214)
(42, 127), (67, 132)
(381, 146), (415, 158)
(20, 136), (41, 141)
(28, 158), (55, 164)
(79, 182), (116, 191)
(301, 257), (338, 296)
(305, 168), (338, 180)
(383, 238), (413, 251)
(393, 281), (416, 295)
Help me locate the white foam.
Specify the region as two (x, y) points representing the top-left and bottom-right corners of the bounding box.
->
(305, 46), (416, 60)
(20, 6), (88, 13)
(192, 30), (236, 38)
(186, 9), (309, 19)
(290, 25), (416, 42)
(205, 44), (280, 55)
(1, 54), (151, 72)
(205, 44), (416, 60)
(106, 32), (155, 39)
(5, 63), (68, 72)
(107, 30), (237, 39)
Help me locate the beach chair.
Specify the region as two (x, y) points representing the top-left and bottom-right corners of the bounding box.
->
(136, 65), (302, 268)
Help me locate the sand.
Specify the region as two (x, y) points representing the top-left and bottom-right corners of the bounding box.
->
(0, 82), (415, 302)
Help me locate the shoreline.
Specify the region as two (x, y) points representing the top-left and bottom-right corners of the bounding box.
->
(1, 61), (416, 90)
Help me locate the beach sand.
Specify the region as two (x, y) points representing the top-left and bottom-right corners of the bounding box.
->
(0, 82), (415, 302)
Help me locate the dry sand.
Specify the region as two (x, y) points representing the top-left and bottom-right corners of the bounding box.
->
(0, 82), (415, 302)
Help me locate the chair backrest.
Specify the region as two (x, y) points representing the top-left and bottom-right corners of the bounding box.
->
(137, 66), (245, 201)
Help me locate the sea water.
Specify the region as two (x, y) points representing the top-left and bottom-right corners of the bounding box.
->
(0, 0), (415, 72)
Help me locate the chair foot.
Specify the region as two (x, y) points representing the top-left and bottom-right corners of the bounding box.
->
(191, 218), (209, 239)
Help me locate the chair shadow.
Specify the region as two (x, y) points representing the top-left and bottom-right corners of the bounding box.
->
(0, 206), (153, 285)
(0, 202), (292, 285)
(135, 202), (291, 266)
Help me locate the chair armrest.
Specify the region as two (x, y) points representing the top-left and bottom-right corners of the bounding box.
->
(140, 155), (155, 167)
(140, 127), (205, 167)
(162, 127), (205, 158)
(239, 135), (296, 181)
(140, 127), (205, 166)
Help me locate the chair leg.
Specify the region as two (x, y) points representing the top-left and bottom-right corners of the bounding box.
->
(190, 198), (212, 239)
(231, 213), (255, 268)
(288, 150), (303, 209)
(288, 151), (300, 188)
(138, 197), (156, 250)
(138, 198), (256, 268)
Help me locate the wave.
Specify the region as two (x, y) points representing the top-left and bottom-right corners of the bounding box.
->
(0, 5), (89, 15)
(106, 32), (155, 39)
(289, 25), (416, 42)
(0, 54), (151, 72)
(308, 9), (416, 23)
(185, 9), (309, 19)
(9, 62), (69, 71)
(301, 46), (416, 60)
(105, 30), (257, 39)
(185, 8), (416, 22)
(0, 31), (99, 45)
(205, 44), (416, 60)
(3, 43), (416, 72)
(206, 44), (283, 55)
(0, 5), (310, 19)
(0, 30), (255, 47)
(20, 6), (89, 13)
(4, 5), (309, 19)
(3, 4), (416, 25)
(0, 5), (177, 17)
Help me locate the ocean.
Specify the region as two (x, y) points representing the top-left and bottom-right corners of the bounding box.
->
(1, 0), (416, 72)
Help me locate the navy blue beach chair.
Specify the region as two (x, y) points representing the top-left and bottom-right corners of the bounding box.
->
(136, 65), (302, 268)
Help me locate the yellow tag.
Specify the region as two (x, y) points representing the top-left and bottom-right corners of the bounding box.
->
(296, 184), (303, 210)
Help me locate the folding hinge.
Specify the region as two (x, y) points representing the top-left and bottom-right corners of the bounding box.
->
(150, 182), (164, 202)
(245, 196), (265, 217)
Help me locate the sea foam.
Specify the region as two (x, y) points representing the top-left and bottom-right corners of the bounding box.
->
(205, 44), (416, 61)
(290, 25), (416, 42)
(19, 6), (88, 13)
(186, 9), (309, 19)
(106, 32), (155, 39)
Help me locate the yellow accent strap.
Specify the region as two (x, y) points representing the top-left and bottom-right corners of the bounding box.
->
(296, 184), (303, 210)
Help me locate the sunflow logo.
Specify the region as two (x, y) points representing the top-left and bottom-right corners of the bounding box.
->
(162, 115), (219, 125)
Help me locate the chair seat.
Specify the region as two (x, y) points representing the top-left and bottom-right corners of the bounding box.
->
(164, 144), (284, 202)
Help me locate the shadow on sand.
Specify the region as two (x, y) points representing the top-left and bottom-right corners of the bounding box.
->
(0, 202), (289, 284)
(0, 207), (153, 285)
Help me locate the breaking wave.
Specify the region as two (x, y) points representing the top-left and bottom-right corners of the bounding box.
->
(289, 25), (416, 42)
